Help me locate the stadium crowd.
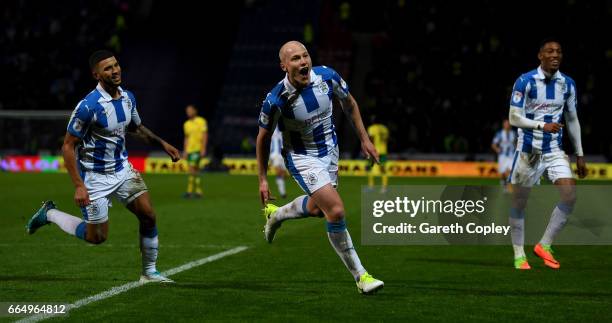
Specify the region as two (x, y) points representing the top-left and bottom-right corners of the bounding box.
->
(1, 0), (609, 159)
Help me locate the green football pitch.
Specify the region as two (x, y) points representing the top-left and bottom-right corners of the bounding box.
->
(1, 173), (611, 322)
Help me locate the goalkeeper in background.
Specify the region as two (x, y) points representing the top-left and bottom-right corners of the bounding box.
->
(367, 115), (389, 192)
(183, 104), (208, 198)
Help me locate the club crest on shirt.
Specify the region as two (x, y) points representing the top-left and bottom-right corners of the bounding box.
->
(340, 78), (347, 90)
(512, 91), (523, 103)
(73, 118), (84, 132)
(560, 83), (567, 93)
(317, 81), (329, 95)
(259, 112), (269, 126)
(307, 172), (318, 185)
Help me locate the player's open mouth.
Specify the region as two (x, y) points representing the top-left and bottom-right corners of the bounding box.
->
(299, 67), (309, 76)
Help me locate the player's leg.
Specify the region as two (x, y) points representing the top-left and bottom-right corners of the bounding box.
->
(81, 198), (110, 244)
(184, 153), (196, 198)
(508, 151), (541, 269)
(542, 178), (576, 244)
(262, 191), (322, 243)
(367, 160), (376, 189)
(311, 184), (383, 293)
(126, 192), (172, 283)
(27, 198), (109, 244)
(510, 185), (531, 269)
(380, 155), (388, 193)
(191, 153), (203, 198)
(534, 154), (576, 268)
(193, 162), (203, 198)
(274, 166), (287, 199)
(117, 164), (172, 282)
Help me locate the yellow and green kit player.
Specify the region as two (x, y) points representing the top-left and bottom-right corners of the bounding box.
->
(367, 119), (389, 192)
(183, 104), (208, 198)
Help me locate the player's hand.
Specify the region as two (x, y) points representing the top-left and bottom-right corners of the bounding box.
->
(576, 156), (587, 179)
(259, 180), (274, 206)
(182, 151), (188, 160)
(200, 150), (206, 158)
(543, 123), (563, 133)
(163, 142), (181, 162)
(74, 185), (91, 207)
(361, 139), (380, 164)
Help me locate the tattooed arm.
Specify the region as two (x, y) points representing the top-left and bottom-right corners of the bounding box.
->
(130, 124), (181, 162)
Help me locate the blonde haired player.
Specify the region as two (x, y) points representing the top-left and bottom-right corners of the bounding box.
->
(183, 104), (208, 198)
(367, 116), (389, 192)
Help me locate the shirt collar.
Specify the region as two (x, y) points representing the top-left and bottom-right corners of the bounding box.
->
(536, 66), (561, 80)
(96, 83), (125, 101)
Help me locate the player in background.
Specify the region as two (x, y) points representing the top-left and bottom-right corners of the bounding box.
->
(26, 50), (181, 282)
(367, 115), (390, 193)
(256, 41), (384, 294)
(183, 104), (208, 198)
(269, 126), (287, 199)
(507, 39), (587, 270)
(491, 119), (516, 193)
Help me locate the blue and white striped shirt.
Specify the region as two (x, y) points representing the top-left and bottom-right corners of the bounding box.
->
(258, 66), (348, 157)
(492, 129), (516, 157)
(67, 84), (141, 174)
(510, 66), (577, 154)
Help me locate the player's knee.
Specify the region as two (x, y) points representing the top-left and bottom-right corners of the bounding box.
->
(86, 233), (107, 245)
(326, 205), (345, 222)
(308, 207), (323, 218)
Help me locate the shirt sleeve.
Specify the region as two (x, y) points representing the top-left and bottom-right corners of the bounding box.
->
(66, 100), (94, 138)
(330, 67), (349, 100)
(258, 93), (280, 130)
(509, 76), (529, 109)
(126, 91), (142, 127)
(564, 80), (577, 113)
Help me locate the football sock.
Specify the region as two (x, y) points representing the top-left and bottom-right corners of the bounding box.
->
(368, 173), (374, 187)
(47, 209), (86, 239)
(382, 174), (388, 187)
(274, 195), (310, 221)
(195, 176), (202, 194)
(140, 226), (159, 275)
(187, 176), (194, 193)
(327, 219), (366, 281)
(513, 245), (526, 258)
(540, 202), (572, 246)
(510, 208), (525, 258)
(275, 176), (286, 197)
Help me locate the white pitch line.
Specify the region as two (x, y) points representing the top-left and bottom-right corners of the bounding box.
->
(15, 246), (249, 323)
